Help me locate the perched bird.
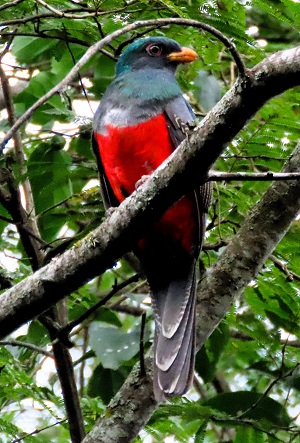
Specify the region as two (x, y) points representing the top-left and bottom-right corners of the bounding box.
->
(93, 37), (211, 400)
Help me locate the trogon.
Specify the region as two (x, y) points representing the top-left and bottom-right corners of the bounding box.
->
(92, 37), (212, 400)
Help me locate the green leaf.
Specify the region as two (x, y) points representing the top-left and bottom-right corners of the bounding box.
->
(87, 363), (130, 404)
(12, 36), (59, 64)
(195, 420), (208, 443)
(203, 391), (290, 427)
(27, 140), (74, 213)
(89, 322), (141, 369)
(234, 426), (265, 443)
(195, 320), (229, 382)
(194, 70), (222, 112)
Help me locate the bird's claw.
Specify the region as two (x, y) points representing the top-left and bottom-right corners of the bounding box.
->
(135, 174), (151, 190)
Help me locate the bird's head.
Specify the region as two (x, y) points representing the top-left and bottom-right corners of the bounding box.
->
(116, 37), (198, 76)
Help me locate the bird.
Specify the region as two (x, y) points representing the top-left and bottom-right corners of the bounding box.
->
(92, 37), (212, 400)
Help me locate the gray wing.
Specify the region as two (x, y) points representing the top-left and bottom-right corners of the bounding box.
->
(92, 129), (119, 210)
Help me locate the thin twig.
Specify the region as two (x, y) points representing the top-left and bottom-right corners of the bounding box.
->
(193, 374), (208, 399)
(0, 339), (53, 357)
(0, 0), (26, 12)
(79, 327), (89, 398)
(64, 33), (94, 116)
(231, 331), (300, 348)
(237, 363), (300, 420)
(60, 273), (142, 336)
(269, 254), (300, 282)
(0, 35), (43, 263)
(139, 312), (147, 377)
(231, 334), (298, 428)
(111, 303), (145, 316)
(0, 5), (138, 26)
(12, 419), (67, 443)
(221, 154), (287, 161)
(0, 66), (45, 267)
(0, 213), (13, 224)
(47, 306), (86, 443)
(208, 171), (300, 182)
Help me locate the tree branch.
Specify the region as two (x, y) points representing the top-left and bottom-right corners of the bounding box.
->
(49, 315), (86, 443)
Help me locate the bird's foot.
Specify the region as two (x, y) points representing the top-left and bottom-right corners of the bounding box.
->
(135, 174), (151, 190)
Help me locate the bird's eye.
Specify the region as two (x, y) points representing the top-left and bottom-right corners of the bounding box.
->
(146, 44), (163, 57)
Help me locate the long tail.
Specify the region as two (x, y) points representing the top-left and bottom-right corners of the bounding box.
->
(150, 262), (196, 400)
(136, 185), (212, 400)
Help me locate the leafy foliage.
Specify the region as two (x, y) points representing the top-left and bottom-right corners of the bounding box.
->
(0, 0), (300, 442)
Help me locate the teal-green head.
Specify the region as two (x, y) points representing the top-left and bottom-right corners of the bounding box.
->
(115, 37), (198, 77)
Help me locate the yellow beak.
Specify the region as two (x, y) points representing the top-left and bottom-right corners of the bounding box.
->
(167, 47), (198, 63)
